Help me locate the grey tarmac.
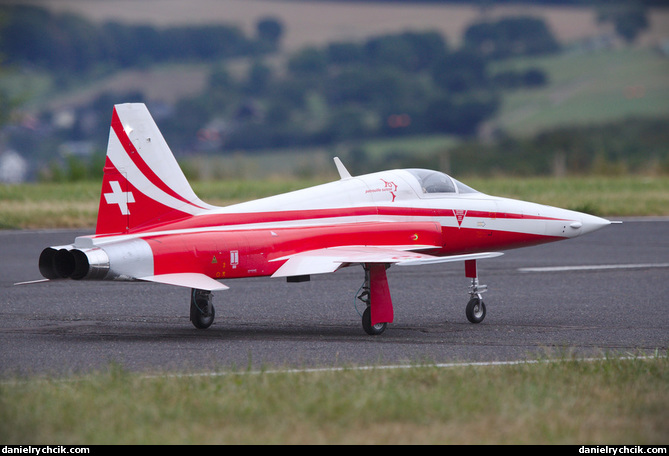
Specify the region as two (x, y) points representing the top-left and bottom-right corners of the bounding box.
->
(1, 219), (667, 376)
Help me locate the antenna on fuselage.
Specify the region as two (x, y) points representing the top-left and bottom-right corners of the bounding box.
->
(333, 157), (352, 180)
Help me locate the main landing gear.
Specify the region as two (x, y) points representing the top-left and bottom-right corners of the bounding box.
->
(357, 268), (386, 335)
(355, 260), (490, 335)
(190, 288), (215, 329)
(356, 264), (394, 336)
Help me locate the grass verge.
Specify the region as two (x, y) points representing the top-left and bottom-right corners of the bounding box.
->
(1, 175), (667, 230)
(1, 355), (666, 444)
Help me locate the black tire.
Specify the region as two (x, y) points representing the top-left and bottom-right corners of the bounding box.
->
(362, 306), (387, 335)
(465, 297), (486, 324)
(190, 295), (215, 329)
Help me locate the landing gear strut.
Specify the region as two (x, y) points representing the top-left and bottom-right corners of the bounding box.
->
(357, 268), (386, 335)
(190, 288), (215, 329)
(356, 264), (393, 335)
(465, 260), (487, 324)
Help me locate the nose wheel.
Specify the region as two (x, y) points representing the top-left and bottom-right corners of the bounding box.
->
(465, 260), (487, 324)
(466, 293), (486, 323)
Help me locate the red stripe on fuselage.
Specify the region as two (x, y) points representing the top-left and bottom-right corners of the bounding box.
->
(132, 205), (569, 234)
(144, 207), (563, 278)
(145, 222), (562, 280)
(138, 206), (566, 279)
(146, 221), (444, 278)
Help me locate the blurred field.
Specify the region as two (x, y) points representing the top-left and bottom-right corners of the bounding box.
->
(29, 0), (657, 50)
(1, 175), (667, 230)
(491, 48), (669, 135)
(13, 1), (669, 141)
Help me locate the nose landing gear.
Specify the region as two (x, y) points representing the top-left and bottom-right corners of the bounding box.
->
(464, 260), (487, 324)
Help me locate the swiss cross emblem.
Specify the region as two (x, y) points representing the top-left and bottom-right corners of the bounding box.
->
(453, 209), (467, 227)
(104, 181), (135, 215)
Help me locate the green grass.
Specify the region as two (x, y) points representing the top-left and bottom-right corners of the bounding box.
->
(465, 175), (669, 217)
(1, 355), (666, 444)
(0, 181), (101, 229)
(1, 175), (666, 230)
(491, 48), (669, 136)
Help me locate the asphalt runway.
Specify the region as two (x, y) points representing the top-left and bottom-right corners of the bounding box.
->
(1, 219), (667, 376)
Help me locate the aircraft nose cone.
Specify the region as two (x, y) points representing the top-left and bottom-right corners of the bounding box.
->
(577, 213), (611, 235)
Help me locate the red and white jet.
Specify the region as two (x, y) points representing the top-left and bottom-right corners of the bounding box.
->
(38, 103), (611, 335)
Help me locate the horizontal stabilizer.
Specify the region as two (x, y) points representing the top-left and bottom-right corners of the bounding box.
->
(140, 273), (229, 291)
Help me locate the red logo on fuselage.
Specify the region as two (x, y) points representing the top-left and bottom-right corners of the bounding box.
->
(366, 179), (398, 202)
(453, 209), (467, 227)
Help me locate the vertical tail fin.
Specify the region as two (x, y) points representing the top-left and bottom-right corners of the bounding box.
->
(96, 103), (214, 235)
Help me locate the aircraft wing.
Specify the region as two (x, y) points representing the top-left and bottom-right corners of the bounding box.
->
(396, 251), (503, 266)
(270, 246), (503, 278)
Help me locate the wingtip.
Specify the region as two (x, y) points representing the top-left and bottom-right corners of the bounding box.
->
(13, 279), (51, 286)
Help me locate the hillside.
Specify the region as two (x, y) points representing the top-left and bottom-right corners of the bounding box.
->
(2, 0), (668, 180)
(14, 0), (668, 116)
(21, 0), (669, 50)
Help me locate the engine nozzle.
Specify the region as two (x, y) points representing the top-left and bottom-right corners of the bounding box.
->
(39, 246), (110, 280)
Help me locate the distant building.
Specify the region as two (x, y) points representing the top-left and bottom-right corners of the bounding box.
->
(658, 38), (669, 57)
(0, 150), (28, 183)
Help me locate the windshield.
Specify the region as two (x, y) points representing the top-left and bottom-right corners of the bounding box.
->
(406, 169), (478, 194)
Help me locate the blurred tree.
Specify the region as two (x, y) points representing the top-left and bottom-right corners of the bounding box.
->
(256, 17), (283, 48)
(597, 1), (649, 44)
(243, 61), (273, 95)
(364, 31), (448, 72)
(287, 47), (328, 76)
(431, 51), (488, 93)
(399, 30), (449, 71)
(522, 68), (548, 87)
(425, 94), (499, 136)
(365, 33), (417, 70)
(0, 5), (267, 73)
(209, 65), (236, 93)
(325, 105), (369, 141)
(0, 10), (16, 127)
(463, 16), (560, 59)
(327, 41), (364, 65)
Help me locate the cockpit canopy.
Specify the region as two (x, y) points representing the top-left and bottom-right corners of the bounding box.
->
(405, 169), (478, 195)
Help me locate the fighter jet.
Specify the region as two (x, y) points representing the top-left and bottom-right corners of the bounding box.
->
(37, 104), (611, 335)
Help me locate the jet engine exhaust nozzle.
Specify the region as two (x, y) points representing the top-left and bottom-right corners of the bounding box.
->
(39, 246), (110, 281)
